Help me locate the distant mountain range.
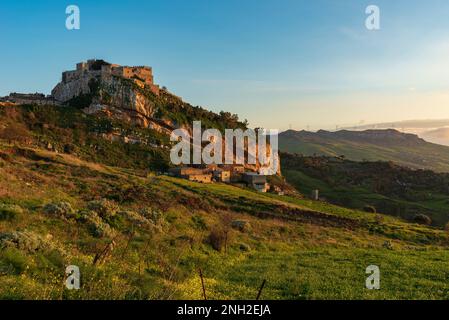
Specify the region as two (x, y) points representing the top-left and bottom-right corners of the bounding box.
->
(279, 129), (449, 172)
(340, 119), (449, 146)
(342, 119), (449, 131)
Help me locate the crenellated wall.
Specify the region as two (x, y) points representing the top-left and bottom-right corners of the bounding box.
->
(53, 59), (160, 101)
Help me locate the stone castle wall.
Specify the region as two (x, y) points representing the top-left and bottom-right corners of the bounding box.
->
(54, 59), (160, 101)
(0, 92), (60, 106)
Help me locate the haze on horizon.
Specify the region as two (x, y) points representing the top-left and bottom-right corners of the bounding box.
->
(2, 0), (449, 130)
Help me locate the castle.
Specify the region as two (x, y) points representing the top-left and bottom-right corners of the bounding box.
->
(53, 59), (160, 101)
(0, 59), (161, 106)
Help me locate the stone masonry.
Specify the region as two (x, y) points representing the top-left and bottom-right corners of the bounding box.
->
(52, 59), (160, 102)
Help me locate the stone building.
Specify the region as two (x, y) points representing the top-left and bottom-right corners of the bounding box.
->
(213, 169), (231, 183)
(242, 172), (269, 192)
(52, 59), (160, 102)
(169, 167), (212, 183)
(0, 92), (61, 106)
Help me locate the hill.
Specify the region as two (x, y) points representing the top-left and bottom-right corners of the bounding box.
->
(281, 153), (449, 226)
(279, 129), (449, 172)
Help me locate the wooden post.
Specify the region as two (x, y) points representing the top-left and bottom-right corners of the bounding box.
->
(256, 279), (266, 300)
(199, 268), (207, 300)
(93, 235), (119, 266)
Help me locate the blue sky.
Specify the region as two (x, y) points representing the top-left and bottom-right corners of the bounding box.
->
(2, 0), (449, 130)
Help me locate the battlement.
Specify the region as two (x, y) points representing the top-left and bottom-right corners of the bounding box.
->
(59, 59), (159, 95)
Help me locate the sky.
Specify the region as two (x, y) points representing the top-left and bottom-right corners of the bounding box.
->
(2, 0), (449, 130)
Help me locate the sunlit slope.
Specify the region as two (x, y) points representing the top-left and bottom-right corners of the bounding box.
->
(280, 129), (449, 172)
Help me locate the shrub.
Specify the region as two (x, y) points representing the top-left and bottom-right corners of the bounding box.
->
(43, 201), (75, 218)
(0, 248), (30, 274)
(119, 210), (152, 228)
(207, 227), (227, 252)
(77, 210), (115, 238)
(140, 208), (164, 225)
(231, 220), (250, 232)
(0, 204), (23, 221)
(413, 214), (432, 225)
(0, 231), (56, 253)
(87, 199), (118, 219)
(363, 205), (377, 213)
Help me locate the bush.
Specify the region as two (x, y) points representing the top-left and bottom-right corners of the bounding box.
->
(119, 210), (152, 228)
(43, 201), (74, 218)
(87, 199), (118, 219)
(0, 231), (56, 253)
(207, 228), (227, 252)
(413, 214), (432, 225)
(363, 205), (377, 213)
(140, 208), (164, 225)
(0, 204), (23, 221)
(0, 248), (30, 274)
(231, 220), (250, 232)
(77, 210), (115, 238)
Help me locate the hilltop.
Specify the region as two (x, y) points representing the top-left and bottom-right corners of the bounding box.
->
(1, 60), (280, 174)
(1, 59), (248, 135)
(279, 129), (449, 172)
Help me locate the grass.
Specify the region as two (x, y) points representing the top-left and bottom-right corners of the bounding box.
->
(279, 129), (449, 172)
(1, 104), (449, 299)
(282, 157), (449, 226)
(196, 247), (449, 300)
(1, 142), (449, 300)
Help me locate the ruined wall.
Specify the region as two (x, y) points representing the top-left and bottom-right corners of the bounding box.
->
(2, 93), (61, 106)
(110, 65), (159, 95)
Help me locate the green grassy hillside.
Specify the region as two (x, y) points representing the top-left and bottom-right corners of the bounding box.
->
(0, 105), (449, 299)
(282, 153), (449, 227)
(279, 129), (449, 172)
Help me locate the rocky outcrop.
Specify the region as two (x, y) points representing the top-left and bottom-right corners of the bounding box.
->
(51, 74), (96, 102)
(51, 61), (173, 133)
